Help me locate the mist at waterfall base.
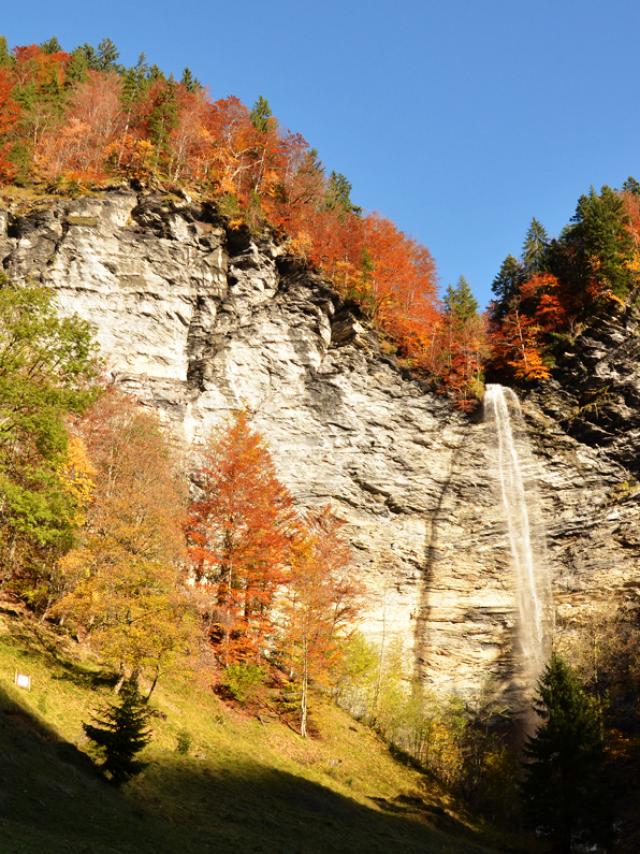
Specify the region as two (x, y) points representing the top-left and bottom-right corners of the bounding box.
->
(484, 384), (552, 736)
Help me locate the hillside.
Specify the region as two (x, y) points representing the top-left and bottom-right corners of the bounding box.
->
(0, 602), (513, 854)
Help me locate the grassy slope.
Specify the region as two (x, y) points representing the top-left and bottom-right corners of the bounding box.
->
(0, 609), (515, 854)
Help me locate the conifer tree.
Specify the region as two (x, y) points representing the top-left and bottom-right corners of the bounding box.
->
(444, 275), (478, 322)
(521, 653), (612, 852)
(521, 218), (548, 275)
(39, 37), (62, 55)
(83, 678), (152, 786)
(563, 185), (635, 300)
(250, 95), (272, 132)
(490, 254), (524, 319)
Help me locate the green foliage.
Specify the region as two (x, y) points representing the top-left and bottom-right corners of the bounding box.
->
(175, 728), (192, 755)
(96, 38), (119, 71)
(444, 275), (478, 322)
(0, 35), (12, 67)
(563, 184), (636, 299)
(0, 277), (99, 600)
(622, 175), (640, 196)
(180, 67), (200, 93)
(490, 254), (524, 319)
(521, 653), (612, 850)
(148, 80), (178, 168)
(521, 217), (548, 275)
(250, 95), (272, 133)
(325, 170), (362, 217)
(219, 663), (265, 704)
(83, 677), (152, 786)
(39, 37), (62, 55)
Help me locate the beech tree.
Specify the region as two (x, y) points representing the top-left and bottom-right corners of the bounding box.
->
(54, 393), (193, 695)
(278, 507), (360, 737)
(186, 410), (297, 667)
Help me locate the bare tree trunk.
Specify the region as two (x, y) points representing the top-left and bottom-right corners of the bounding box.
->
(300, 638), (308, 738)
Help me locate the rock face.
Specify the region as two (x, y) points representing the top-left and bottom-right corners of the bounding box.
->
(1, 190), (638, 704)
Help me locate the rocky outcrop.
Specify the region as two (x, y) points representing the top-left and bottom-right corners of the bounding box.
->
(1, 189), (638, 704)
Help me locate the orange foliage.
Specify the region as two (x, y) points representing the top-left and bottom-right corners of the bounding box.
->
(0, 39), (473, 401)
(185, 410), (297, 666)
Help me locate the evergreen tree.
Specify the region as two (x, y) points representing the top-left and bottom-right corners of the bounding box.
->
(181, 67), (201, 92)
(325, 171), (362, 216)
(521, 653), (612, 852)
(250, 95), (272, 132)
(564, 185), (635, 299)
(521, 217), (549, 275)
(75, 43), (100, 71)
(622, 175), (640, 196)
(444, 275), (478, 322)
(40, 37), (62, 55)
(96, 37), (119, 71)
(0, 36), (12, 67)
(490, 254), (524, 319)
(83, 678), (152, 786)
(66, 49), (89, 85)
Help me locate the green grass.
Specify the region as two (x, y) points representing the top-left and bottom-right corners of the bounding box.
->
(0, 609), (513, 853)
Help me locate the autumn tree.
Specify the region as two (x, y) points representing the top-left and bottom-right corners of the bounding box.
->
(54, 393), (193, 696)
(0, 277), (99, 606)
(186, 410), (296, 668)
(278, 507), (360, 737)
(439, 276), (487, 406)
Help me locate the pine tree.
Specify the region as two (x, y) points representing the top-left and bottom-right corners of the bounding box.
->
(250, 95), (272, 132)
(83, 678), (152, 786)
(324, 171), (362, 216)
(622, 175), (640, 196)
(490, 254), (524, 319)
(521, 218), (549, 275)
(564, 185), (635, 300)
(181, 67), (201, 92)
(39, 37), (62, 55)
(444, 275), (478, 322)
(96, 38), (119, 71)
(521, 653), (612, 852)
(0, 36), (12, 68)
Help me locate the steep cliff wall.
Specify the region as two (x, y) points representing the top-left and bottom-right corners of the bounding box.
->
(1, 190), (638, 703)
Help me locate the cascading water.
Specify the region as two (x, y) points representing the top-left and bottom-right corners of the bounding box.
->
(484, 384), (551, 727)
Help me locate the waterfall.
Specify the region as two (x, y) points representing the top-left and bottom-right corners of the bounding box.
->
(484, 384), (550, 718)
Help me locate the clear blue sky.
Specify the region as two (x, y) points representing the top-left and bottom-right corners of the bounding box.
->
(3, 0), (639, 306)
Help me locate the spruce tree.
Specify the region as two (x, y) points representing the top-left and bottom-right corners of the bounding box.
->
(622, 175), (640, 196)
(564, 185), (635, 299)
(444, 275), (478, 322)
(490, 254), (524, 319)
(521, 653), (612, 852)
(250, 95), (272, 132)
(83, 678), (152, 786)
(324, 171), (362, 217)
(521, 218), (549, 275)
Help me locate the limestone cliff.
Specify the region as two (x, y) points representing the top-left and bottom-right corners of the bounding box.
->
(1, 190), (638, 703)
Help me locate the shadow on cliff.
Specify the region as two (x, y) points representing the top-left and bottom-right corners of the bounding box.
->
(412, 412), (484, 686)
(0, 681), (490, 854)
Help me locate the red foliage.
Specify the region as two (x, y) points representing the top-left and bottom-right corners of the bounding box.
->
(185, 411), (297, 665)
(0, 39), (481, 402)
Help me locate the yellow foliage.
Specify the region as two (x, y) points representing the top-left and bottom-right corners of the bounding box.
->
(56, 434), (96, 525)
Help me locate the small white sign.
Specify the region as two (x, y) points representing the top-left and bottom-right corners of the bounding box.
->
(14, 672), (31, 690)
